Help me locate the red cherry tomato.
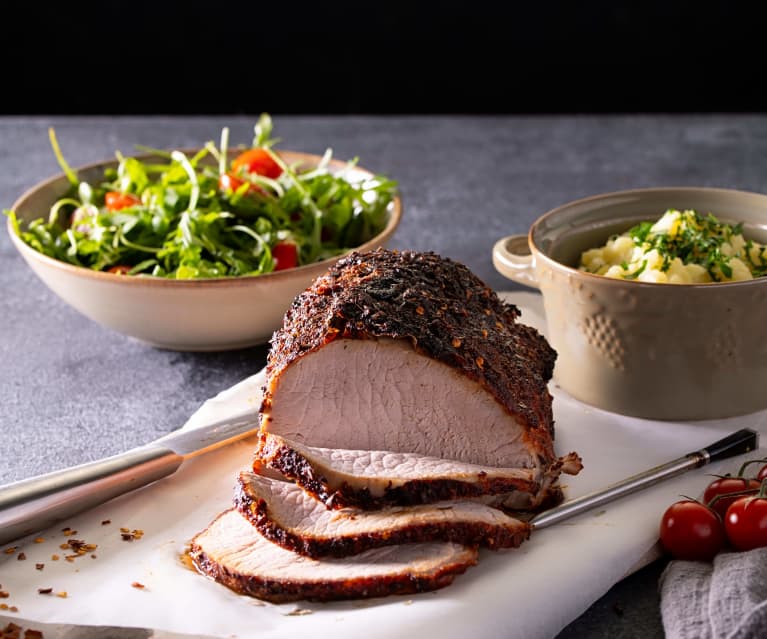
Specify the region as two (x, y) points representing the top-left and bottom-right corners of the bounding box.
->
(107, 265), (131, 275)
(231, 149), (282, 179)
(218, 172), (246, 192)
(218, 172), (264, 196)
(703, 476), (760, 519)
(659, 499), (725, 561)
(105, 191), (141, 211)
(725, 494), (767, 551)
(271, 241), (298, 271)
(757, 465), (767, 482)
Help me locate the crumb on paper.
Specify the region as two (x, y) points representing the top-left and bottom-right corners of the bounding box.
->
(55, 592), (67, 599)
(33, 538), (45, 544)
(61, 528), (77, 537)
(284, 608), (312, 616)
(37, 588), (52, 595)
(131, 582), (145, 590)
(101, 520), (111, 526)
(35, 564), (44, 571)
(51, 555), (59, 561)
(24, 630), (44, 639)
(16, 553), (25, 561)
(3, 547), (16, 555)
(0, 591), (9, 598)
(120, 528), (144, 542)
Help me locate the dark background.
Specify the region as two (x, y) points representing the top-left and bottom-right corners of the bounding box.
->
(4, 1), (766, 115)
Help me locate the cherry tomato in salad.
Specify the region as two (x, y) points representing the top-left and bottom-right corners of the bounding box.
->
(218, 172), (245, 192)
(105, 191), (141, 211)
(725, 491), (767, 551)
(703, 476), (760, 519)
(218, 172), (264, 196)
(231, 148), (282, 179)
(659, 499), (725, 561)
(107, 265), (131, 275)
(271, 241), (298, 271)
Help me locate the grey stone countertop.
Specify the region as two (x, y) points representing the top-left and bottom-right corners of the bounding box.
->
(3, 114), (767, 637)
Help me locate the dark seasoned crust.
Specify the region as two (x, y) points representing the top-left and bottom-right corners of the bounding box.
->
(189, 511), (478, 603)
(255, 434), (540, 511)
(261, 249), (557, 458)
(233, 473), (531, 559)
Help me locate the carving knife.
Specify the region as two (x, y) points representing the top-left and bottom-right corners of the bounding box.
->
(0, 410), (258, 545)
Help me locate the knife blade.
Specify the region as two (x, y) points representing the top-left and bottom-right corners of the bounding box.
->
(0, 410), (258, 546)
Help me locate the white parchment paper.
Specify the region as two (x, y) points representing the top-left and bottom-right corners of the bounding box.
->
(2, 292), (766, 639)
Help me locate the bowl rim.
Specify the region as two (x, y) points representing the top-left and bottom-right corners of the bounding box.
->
(528, 185), (767, 289)
(7, 148), (402, 288)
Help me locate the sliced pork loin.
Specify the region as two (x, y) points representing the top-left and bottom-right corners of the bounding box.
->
(234, 471), (531, 558)
(259, 249), (575, 495)
(191, 509), (478, 603)
(255, 432), (580, 511)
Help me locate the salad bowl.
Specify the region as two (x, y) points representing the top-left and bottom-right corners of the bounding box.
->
(8, 149), (402, 351)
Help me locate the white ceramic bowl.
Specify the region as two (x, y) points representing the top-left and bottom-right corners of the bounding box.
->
(8, 150), (402, 351)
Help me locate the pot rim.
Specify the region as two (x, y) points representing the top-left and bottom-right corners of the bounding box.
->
(527, 185), (767, 290)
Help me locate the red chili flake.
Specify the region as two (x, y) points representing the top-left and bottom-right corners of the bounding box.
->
(37, 588), (52, 595)
(35, 564), (44, 571)
(0, 591), (9, 598)
(451, 338), (462, 348)
(415, 305), (425, 315)
(475, 356), (485, 368)
(131, 582), (145, 589)
(16, 553), (26, 561)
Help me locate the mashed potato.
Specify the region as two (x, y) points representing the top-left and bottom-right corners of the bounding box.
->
(579, 209), (767, 283)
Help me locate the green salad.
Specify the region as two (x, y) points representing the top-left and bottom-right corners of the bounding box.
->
(7, 114), (397, 278)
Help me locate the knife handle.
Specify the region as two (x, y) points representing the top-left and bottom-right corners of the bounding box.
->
(0, 447), (182, 546)
(697, 428), (759, 464)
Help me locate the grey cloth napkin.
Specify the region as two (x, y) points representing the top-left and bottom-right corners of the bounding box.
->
(659, 548), (767, 639)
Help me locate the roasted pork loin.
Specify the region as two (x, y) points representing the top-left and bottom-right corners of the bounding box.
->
(234, 471), (531, 558)
(190, 509), (478, 603)
(191, 249), (582, 604)
(259, 249), (577, 498)
(255, 432), (580, 511)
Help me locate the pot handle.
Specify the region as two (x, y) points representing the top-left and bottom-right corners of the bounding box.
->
(492, 234), (539, 289)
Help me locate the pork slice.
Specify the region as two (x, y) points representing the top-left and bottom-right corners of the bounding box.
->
(255, 432), (545, 510)
(234, 471), (531, 558)
(260, 249), (559, 474)
(190, 509), (478, 603)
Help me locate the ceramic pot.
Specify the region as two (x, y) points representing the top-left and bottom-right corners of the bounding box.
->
(493, 187), (767, 420)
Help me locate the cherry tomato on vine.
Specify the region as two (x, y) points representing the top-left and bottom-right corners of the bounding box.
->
(757, 465), (767, 482)
(231, 148), (282, 179)
(659, 499), (725, 561)
(105, 191), (141, 211)
(703, 476), (760, 519)
(725, 493), (767, 551)
(271, 241), (298, 271)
